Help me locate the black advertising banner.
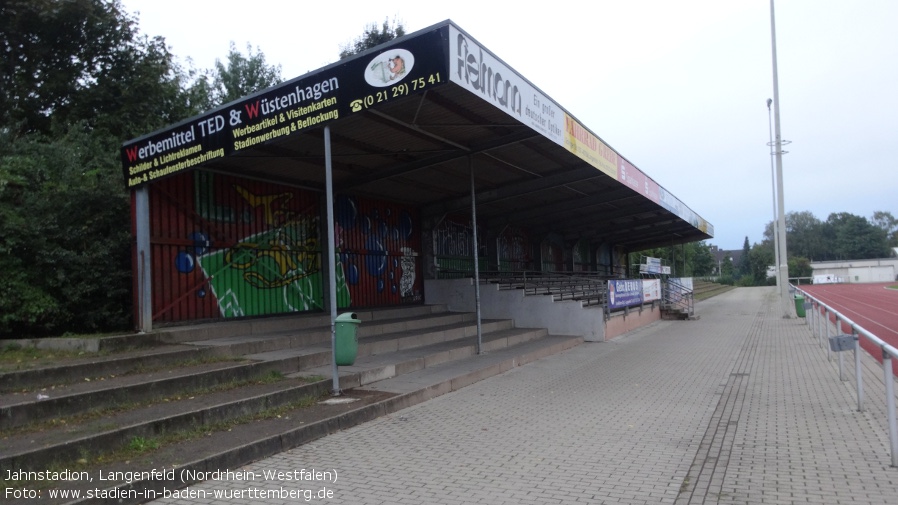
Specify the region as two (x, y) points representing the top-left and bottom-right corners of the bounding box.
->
(121, 25), (450, 189)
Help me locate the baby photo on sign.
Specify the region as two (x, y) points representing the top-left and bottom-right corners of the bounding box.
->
(365, 49), (415, 86)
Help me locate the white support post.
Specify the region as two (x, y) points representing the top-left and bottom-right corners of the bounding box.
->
(135, 187), (152, 333)
(883, 349), (898, 467)
(854, 329), (864, 412)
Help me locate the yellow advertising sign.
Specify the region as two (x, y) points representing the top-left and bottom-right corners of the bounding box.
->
(563, 114), (618, 178)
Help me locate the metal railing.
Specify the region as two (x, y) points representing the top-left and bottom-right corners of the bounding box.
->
(795, 285), (898, 468)
(662, 278), (695, 318)
(477, 270), (609, 307)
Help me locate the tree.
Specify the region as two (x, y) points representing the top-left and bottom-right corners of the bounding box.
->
(691, 242), (716, 276)
(747, 243), (775, 285)
(719, 252), (735, 281)
(737, 236), (751, 278)
(0, 0), (210, 336)
(0, 126), (131, 335)
(872, 210), (898, 248)
(789, 256), (812, 279)
(784, 210), (823, 260)
(339, 18), (407, 59)
(1, 0), (205, 138)
(209, 42), (282, 106)
(2, 0), (132, 134)
(822, 212), (889, 260)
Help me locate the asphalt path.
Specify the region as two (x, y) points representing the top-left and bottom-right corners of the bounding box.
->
(800, 282), (898, 374)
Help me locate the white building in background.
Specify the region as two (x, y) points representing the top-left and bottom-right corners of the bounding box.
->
(810, 258), (898, 284)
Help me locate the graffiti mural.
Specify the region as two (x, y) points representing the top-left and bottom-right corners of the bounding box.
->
(148, 172), (421, 324)
(150, 172), (339, 322)
(433, 216), (486, 278)
(498, 227), (532, 271)
(335, 195), (422, 305)
(540, 237), (564, 272)
(573, 239), (590, 271)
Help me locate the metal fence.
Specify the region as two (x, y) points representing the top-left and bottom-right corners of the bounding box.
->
(795, 285), (898, 468)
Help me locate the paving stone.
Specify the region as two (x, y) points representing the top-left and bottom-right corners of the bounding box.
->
(149, 287), (897, 505)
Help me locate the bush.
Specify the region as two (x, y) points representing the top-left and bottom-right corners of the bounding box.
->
(0, 128), (132, 337)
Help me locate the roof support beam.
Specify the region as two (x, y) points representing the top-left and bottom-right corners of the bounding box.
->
(342, 128), (539, 190)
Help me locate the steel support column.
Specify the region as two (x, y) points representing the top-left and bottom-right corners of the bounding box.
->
(470, 156), (483, 354)
(325, 126), (340, 394)
(135, 186), (152, 333)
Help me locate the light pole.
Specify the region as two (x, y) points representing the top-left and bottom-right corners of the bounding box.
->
(770, 0), (791, 317)
(766, 98), (781, 290)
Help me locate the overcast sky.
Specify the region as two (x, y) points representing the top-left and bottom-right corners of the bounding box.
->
(122, 0), (897, 251)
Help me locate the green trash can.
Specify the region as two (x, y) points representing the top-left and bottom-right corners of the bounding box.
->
(334, 312), (361, 365)
(794, 295), (806, 318)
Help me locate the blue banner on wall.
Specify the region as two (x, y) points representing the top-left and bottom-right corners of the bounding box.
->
(608, 279), (644, 309)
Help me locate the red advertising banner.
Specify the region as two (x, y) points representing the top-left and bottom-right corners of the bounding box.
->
(618, 158), (660, 204)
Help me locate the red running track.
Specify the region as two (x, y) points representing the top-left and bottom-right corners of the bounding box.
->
(800, 282), (898, 375)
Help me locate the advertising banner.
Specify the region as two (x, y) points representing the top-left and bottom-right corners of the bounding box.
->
(619, 158), (660, 203)
(669, 277), (694, 295)
(449, 25), (709, 229)
(123, 20), (713, 239)
(608, 279), (644, 309)
(449, 25), (564, 146)
(563, 114), (618, 178)
(642, 279), (661, 302)
(122, 26), (451, 189)
(659, 188), (713, 236)
(449, 25), (616, 179)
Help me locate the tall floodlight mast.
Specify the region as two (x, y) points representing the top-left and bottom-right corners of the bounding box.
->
(770, 0), (791, 317)
(766, 98), (781, 291)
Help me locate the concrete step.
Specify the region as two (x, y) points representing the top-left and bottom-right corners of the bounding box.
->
(0, 358), (298, 430)
(181, 308), (475, 355)
(9, 332), (582, 505)
(153, 304), (450, 344)
(294, 326), (550, 387)
(0, 345), (208, 392)
(0, 376), (331, 476)
(0, 306), (472, 417)
(0, 311), (538, 479)
(362, 334), (582, 396)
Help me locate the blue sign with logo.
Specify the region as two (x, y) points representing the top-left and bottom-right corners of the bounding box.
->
(608, 279), (644, 309)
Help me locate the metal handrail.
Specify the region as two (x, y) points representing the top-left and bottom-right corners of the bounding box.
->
(662, 278), (695, 318)
(794, 285), (898, 468)
(477, 270), (609, 306)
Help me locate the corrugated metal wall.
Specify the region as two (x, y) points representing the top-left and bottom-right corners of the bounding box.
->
(433, 217), (486, 278)
(498, 226), (533, 272)
(146, 171), (422, 324)
(335, 194), (423, 306)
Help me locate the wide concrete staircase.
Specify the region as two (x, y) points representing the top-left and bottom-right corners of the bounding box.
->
(0, 305), (581, 504)
(692, 279), (737, 300)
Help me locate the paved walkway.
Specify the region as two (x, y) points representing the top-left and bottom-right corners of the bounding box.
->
(153, 287), (897, 504)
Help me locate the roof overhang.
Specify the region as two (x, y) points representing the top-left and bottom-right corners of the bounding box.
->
(121, 20), (712, 251)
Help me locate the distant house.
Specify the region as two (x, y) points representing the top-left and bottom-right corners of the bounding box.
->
(709, 245), (740, 275)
